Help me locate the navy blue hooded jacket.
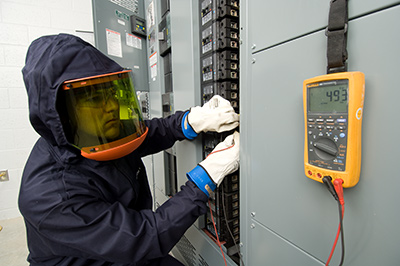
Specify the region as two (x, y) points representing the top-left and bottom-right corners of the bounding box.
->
(18, 34), (208, 266)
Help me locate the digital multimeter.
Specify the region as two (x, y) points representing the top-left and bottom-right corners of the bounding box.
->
(303, 71), (365, 188)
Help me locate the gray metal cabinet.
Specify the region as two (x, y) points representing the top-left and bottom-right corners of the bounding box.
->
(240, 1), (400, 265)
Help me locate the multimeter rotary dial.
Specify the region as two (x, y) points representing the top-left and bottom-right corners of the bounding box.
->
(313, 137), (338, 160)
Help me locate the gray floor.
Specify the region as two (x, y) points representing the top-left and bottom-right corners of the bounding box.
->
(0, 217), (29, 265)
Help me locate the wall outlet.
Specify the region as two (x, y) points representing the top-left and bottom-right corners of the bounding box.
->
(0, 170), (9, 182)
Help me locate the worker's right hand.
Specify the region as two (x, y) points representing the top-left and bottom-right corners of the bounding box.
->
(186, 131), (240, 197)
(187, 95), (239, 133)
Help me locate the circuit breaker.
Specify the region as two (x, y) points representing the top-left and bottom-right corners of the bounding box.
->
(199, 0), (241, 263)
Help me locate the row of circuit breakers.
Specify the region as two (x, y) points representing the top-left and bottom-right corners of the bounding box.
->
(156, 0), (241, 263)
(200, 0), (241, 263)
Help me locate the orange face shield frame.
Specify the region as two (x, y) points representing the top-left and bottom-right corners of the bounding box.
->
(62, 70), (148, 161)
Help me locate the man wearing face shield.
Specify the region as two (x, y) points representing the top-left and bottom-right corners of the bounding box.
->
(18, 34), (240, 266)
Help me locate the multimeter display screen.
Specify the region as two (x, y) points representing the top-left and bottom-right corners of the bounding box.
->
(136, 20), (144, 27)
(308, 80), (348, 113)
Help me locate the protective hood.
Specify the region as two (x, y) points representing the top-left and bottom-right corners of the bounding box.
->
(22, 34), (126, 152)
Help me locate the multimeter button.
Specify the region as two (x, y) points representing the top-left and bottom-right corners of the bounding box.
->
(326, 126), (334, 130)
(308, 125), (314, 128)
(308, 118), (315, 122)
(336, 118), (347, 123)
(340, 133), (346, 138)
(316, 119), (324, 123)
(317, 125), (324, 129)
(326, 119), (335, 123)
(338, 126), (346, 130)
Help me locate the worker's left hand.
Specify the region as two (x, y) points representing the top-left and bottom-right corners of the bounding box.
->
(187, 95), (239, 133)
(186, 131), (240, 197)
(199, 131), (240, 186)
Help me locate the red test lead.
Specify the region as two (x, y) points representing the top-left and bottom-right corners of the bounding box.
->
(334, 179), (345, 207)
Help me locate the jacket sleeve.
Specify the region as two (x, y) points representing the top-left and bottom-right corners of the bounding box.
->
(137, 111), (188, 157)
(20, 160), (208, 264)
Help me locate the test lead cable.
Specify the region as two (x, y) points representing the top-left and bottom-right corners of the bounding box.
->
(206, 141), (236, 266)
(333, 179), (345, 266)
(208, 200), (228, 266)
(322, 176), (345, 266)
(221, 185), (245, 266)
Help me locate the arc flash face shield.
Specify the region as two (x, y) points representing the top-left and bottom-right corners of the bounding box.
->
(61, 70), (148, 161)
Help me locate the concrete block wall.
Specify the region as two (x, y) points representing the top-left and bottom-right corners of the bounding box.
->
(0, 0), (94, 220)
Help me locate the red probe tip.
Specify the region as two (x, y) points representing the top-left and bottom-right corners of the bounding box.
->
(333, 179), (345, 206)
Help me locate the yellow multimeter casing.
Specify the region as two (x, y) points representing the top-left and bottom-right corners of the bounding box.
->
(303, 71), (365, 188)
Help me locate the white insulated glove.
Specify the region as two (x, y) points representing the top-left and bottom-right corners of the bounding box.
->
(200, 131), (240, 186)
(188, 95), (239, 133)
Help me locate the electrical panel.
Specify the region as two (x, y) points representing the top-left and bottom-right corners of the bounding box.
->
(92, 0), (148, 93)
(93, 1), (400, 265)
(199, 0), (241, 263)
(137, 91), (150, 119)
(240, 1), (400, 266)
(200, 0), (240, 110)
(158, 2), (178, 198)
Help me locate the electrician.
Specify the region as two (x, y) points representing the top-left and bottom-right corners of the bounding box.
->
(18, 34), (240, 266)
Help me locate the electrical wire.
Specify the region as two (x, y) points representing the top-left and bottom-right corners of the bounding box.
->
(205, 133), (238, 265)
(221, 185), (245, 266)
(325, 225), (340, 265)
(334, 179), (345, 266)
(323, 177), (345, 266)
(205, 143), (236, 159)
(208, 199), (228, 266)
(325, 204), (345, 266)
(337, 201), (345, 266)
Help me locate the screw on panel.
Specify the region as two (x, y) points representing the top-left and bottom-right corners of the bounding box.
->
(250, 212), (256, 217)
(251, 44), (256, 50)
(0, 170), (9, 182)
(250, 224), (255, 229)
(252, 58), (256, 64)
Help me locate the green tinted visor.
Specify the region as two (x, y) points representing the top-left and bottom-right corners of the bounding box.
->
(62, 70), (148, 161)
